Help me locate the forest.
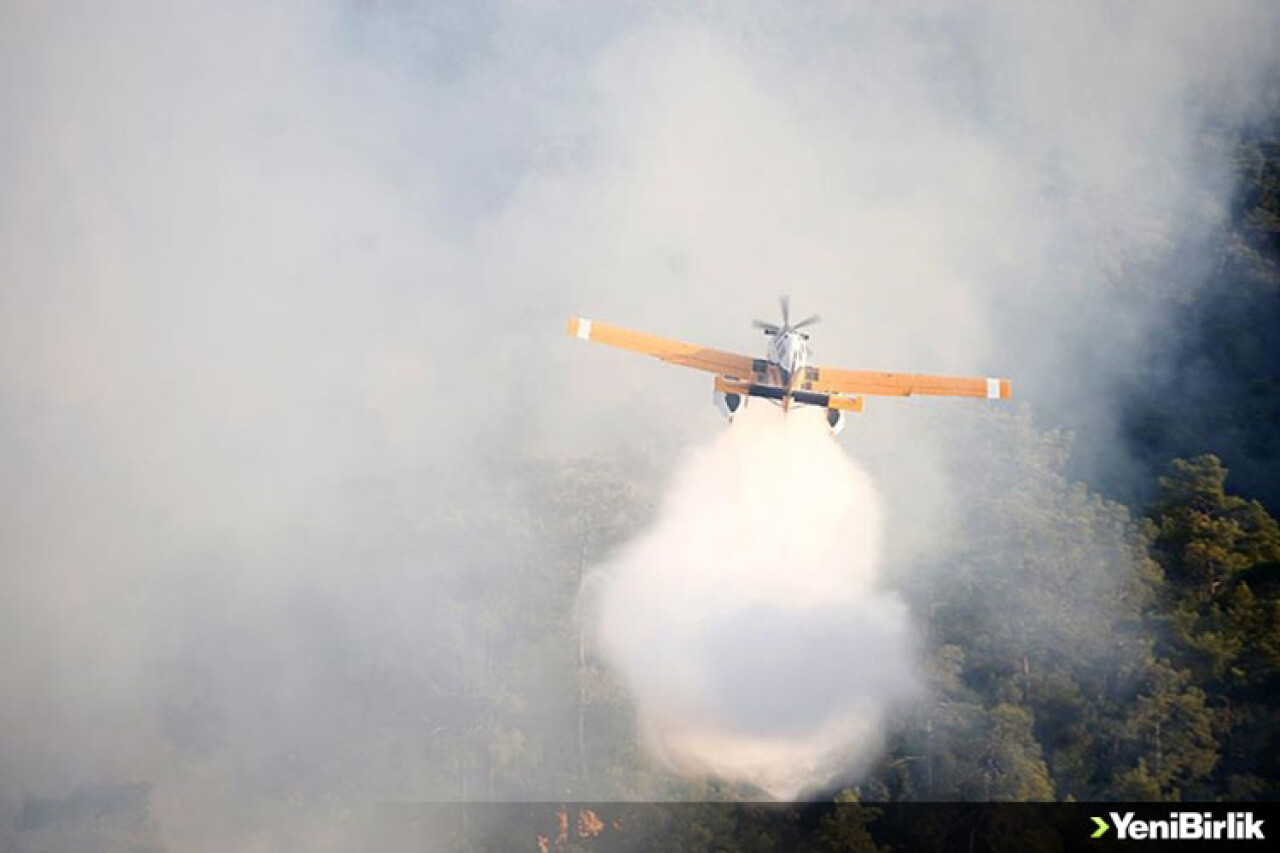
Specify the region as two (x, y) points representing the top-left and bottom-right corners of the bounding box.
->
(433, 117), (1280, 810)
(440, 119), (1280, 850)
(5, 29), (1280, 853)
(15, 122), (1278, 853)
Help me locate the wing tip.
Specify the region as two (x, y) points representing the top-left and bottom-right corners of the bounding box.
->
(567, 316), (593, 340)
(986, 377), (1013, 399)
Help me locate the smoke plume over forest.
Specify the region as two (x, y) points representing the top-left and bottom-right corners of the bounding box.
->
(2, 0), (1279, 849)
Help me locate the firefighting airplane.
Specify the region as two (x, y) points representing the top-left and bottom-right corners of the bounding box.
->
(567, 296), (1011, 435)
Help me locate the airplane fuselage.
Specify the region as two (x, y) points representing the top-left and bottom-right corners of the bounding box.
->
(765, 329), (811, 399)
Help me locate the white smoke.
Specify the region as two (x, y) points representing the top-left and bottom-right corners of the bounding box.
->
(2, 1), (1279, 844)
(595, 404), (918, 798)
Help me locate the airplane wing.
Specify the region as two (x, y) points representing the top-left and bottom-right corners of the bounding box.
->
(808, 366), (1012, 399)
(567, 316), (755, 378)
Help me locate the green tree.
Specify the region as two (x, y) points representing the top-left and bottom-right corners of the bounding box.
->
(1145, 454), (1280, 798)
(1112, 659), (1218, 800)
(1150, 455), (1280, 603)
(805, 790), (885, 853)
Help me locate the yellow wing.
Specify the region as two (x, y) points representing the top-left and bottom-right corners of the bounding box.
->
(567, 316), (755, 378)
(808, 366), (1012, 399)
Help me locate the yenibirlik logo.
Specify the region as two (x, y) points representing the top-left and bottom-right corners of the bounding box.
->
(1091, 812), (1265, 841)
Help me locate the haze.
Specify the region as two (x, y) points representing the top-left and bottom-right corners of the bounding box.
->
(1, 0), (1277, 848)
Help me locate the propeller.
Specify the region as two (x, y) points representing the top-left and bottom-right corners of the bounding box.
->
(752, 295), (821, 335)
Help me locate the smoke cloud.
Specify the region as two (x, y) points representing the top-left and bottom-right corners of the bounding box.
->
(596, 405), (918, 798)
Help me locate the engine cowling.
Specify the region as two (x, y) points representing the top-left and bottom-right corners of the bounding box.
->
(713, 389), (744, 420)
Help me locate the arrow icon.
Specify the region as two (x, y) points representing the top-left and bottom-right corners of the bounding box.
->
(1091, 816), (1110, 838)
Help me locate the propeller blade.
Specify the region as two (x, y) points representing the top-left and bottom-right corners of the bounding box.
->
(753, 319), (782, 334)
(779, 295), (791, 327)
(792, 313), (822, 330)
